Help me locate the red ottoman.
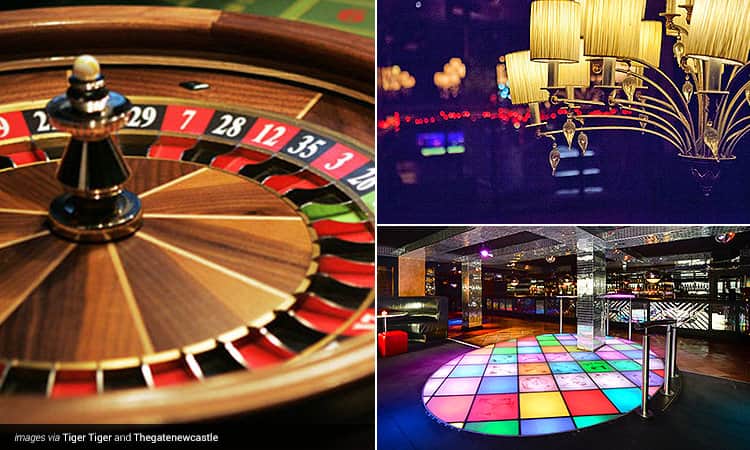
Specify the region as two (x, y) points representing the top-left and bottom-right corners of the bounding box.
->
(378, 330), (408, 357)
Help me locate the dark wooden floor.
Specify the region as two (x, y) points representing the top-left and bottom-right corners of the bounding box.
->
(449, 316), (750, 383)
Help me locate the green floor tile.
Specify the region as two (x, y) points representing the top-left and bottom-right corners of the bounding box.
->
(492, 347), (518, 355)
(579, 360), (615, 373)
(464, 420), (519, 436)
(573, 414), (621, 429)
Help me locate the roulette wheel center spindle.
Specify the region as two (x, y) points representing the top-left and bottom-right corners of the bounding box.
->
(46, 54), (142, 243)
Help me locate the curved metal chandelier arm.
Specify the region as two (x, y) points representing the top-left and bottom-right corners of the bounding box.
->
(723, 115), (750, 140)
(570, 114), (688, 153)
(617, 62), (694, 133)
(722, 62), (750, 100)
(541, 125), (683, 154)
(719, 78), (750, 135)
(638, 94), (695, 136)
(611, 99), (692, 152)
(723, 123), (750, 157)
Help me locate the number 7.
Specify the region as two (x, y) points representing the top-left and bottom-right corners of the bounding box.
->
(180, 109), (196, 130)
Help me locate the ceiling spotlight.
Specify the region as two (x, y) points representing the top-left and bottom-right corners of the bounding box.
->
(715, 232), (736, 244)
(561, 275), (574, 287)
(480, 249), (494, 258)
(645, 270), (661, 284)
(546, 255), (556, 263)
(509, 277), (520, 287)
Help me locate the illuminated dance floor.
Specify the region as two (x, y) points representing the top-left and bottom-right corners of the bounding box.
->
(422, 334), (664, 436)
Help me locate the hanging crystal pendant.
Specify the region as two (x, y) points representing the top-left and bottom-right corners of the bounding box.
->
(682, 79), (694, 103)
(562, 119), (576, 148)
(673, 41), (685, 61)
(704, 124), (720, 160)
(549, 142), (561, 176)
(622, 75), (637, 102)
(577, 132), (589, 156)
(639, 114), (648, 134)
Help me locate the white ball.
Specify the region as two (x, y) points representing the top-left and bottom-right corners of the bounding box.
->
(72, 55), (100, 81)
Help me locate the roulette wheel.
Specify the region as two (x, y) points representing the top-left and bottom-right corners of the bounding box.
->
(0, 6), (374, 424)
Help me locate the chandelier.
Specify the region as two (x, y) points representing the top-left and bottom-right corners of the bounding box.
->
(505, 0), (750, 189)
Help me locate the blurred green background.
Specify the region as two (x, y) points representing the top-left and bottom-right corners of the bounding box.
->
(0, 0), (374, 37)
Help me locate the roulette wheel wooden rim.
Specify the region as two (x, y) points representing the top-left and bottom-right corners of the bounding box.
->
(0, 6), (374, 424)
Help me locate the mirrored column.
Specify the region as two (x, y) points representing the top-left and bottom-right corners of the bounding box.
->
(576, 230), (607, 351)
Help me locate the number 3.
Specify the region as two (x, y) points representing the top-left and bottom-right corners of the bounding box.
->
(324, 152), (354, 171)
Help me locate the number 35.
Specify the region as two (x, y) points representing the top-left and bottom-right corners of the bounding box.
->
(287, 135), (326, 159)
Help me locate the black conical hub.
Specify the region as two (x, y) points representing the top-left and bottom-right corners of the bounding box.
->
(46, 55), (141, 242)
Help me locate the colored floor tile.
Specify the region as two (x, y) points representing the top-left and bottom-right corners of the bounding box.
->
(620, 370), (664, 388)
(426, 395), (474, 422)
(589, 372), (637, 389)
(573, 414), (622, 428)
(648, 358), (665, 369)
(549, 361), (583, 374)
(518, 353), (546, 363)
(542, 345), (567, 353)
(423, 378), (444, 397)
(484, 364), (517, 377)
(609, 359), (641, 371)
(467, 394), (519, 421)
(431, 365), (454, 378)
(519, 392), (569, 419)
(449, 365), (486, 378)
(602, 387), (642, 413)
(434, 377), (481, 396)
(579, 360), (615, 373)
(596, 351), (629, 360)
(544, 352), (575, 362)
(490, 354), (518, 364)
(478, 376), (518, 394)
(611, 344), (635, 351)
(621, 350), (644, 359)
(519, 375), (557, 393)
(571, 352), (602, 361)
(520, 416), (577, 436)
(518, 346), (543, 354)
(518, 363), (551, 375)
(554, 373), (598, 391)
(464, 420), (519, 436)
(562, 389), (619, 416)
(492, 347), (518, 355)
(460, 354), (491, 365)
(469, 346), (493, 354)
